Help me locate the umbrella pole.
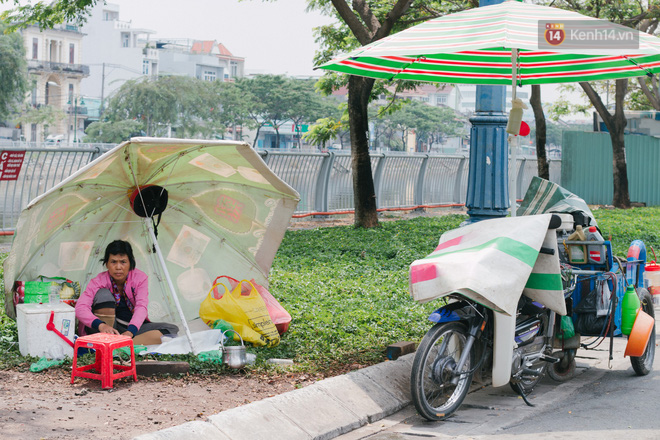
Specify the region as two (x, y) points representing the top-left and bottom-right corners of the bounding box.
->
(509, 49), (519, 217)
(144, 217), (198, 355)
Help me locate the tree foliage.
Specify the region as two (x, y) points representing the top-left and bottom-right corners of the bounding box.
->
(84, 119), (143, 143)
(383, 100), (464, 152)
(94, 74), (340, 144)
(308, 0), (474, 228)
(304, 116), (345, 149)
(0, 22), (28, 122)
(0, 0), (99, 31)
(544, 0), (660, 209)
(17, 103), (65, 138)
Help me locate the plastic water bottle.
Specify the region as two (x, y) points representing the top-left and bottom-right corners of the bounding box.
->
(621, 285), (641, 335)
(49, 284), (60, 305)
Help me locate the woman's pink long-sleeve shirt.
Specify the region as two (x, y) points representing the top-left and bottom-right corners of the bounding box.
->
(75, 269), (150, 331)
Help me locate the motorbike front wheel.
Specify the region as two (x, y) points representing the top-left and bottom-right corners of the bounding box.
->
(411, 322), (474, 421)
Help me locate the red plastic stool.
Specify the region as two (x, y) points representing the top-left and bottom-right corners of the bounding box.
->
(71, 333), (138, 389)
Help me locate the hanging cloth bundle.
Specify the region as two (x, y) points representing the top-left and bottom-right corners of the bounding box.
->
(130, 185), (168, 240)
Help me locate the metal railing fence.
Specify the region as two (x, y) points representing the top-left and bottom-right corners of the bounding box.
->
(1, 146), (106, 231)
(0, 144), (560, 232)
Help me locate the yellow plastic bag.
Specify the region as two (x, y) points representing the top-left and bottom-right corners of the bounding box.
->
(199, 279), (280, 347)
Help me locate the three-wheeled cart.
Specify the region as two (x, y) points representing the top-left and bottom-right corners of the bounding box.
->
(548, 212), (656, 381)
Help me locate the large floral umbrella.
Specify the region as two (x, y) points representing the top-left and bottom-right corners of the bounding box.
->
(319, 0), (660, 85)
(3, 138), (299, 353)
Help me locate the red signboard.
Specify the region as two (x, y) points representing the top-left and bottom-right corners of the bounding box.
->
(0, 150), (26, 181)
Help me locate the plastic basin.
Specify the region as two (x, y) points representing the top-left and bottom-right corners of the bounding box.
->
(624, 309), (655, 357)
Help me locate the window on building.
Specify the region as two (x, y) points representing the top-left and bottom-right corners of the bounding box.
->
(32, 38), (38, 59)
(68, 84), (74, 104)
(31, 87), (37, 106)
(203, 70), (216, 81)
(230, 62), (238, 78)
(438, 95), (448, 104)
(121, 33), (129, 48)
(45, 83), (50, 105)
(69, 43), (75, 64)
(31, 124), (37, 142)
(142, 59), (149, 75)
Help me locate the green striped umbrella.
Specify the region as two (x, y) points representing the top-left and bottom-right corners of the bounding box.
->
(319, 0), (660, 86)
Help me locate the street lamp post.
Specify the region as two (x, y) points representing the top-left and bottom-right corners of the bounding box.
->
(68, 96), (85, 143)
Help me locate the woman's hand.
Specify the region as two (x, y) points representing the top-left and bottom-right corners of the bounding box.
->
(121, 331), (134, 338)
(98, 323), (119, 335)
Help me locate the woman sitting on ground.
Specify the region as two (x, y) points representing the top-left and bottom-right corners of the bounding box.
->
(75, 239), (178, 345)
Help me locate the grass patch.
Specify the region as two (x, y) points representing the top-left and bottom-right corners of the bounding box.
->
(1, 208), (658, 375)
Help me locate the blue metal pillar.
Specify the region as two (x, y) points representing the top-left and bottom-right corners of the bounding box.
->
(465, 0), (509, 222)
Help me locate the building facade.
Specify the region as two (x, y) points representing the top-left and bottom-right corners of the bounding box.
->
(156, 39), (244, 82)
(21, 23), (89, 143)
(79, 2), (157, 119)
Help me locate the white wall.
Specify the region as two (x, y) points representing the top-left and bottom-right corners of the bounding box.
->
(80, 3), (155, 101)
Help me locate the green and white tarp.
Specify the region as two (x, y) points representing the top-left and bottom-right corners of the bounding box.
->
(409, 214), (565, 316)
(319, 0), (660, 86)
(517, 176), (596, 226)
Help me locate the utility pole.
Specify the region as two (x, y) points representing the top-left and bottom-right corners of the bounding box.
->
(100, 62), (106, 117)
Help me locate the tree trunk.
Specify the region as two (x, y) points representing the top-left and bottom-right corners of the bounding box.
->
(609, 80), (630, 208)
(253, 123), (263, 148)
(348, 75), (379, 228)
(580, 80), (630, 208)
(530, 85), (549, 180)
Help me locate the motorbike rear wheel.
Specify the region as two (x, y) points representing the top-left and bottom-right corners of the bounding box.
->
(411, 322), (474, 421)
(548, 349), (576, 382)
(631, 289), (655, 376)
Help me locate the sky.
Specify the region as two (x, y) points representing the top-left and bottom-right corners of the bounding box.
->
(104, 0), (576, 108)
(0, 1), (580, 113)
(108, 0), (335, 77)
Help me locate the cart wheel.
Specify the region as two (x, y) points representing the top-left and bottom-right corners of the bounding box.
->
(631, 289), (655, 376)
(548, 350), (576, 382)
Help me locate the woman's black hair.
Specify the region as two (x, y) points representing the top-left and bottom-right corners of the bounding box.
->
(101, 240), (136, 270)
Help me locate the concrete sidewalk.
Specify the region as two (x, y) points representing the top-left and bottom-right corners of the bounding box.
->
(134, 354), (416, 440)
(134, 326), (642, 440)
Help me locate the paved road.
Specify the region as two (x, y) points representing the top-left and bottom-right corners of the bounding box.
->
(337, 307), (660, 440)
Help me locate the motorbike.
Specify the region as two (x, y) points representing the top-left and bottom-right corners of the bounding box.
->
(410, 282), (559, 420)
(409, 209), (655, 421)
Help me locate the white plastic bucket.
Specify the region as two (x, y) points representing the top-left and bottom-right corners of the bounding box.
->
(644, 262), (660, 304)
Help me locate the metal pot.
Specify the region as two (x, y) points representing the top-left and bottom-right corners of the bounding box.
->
(220, 329), (247, 369)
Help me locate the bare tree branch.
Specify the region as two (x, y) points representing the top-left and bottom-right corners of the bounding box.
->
(580, 81), (612, 125)
(637, 76), (660, 110)
(329, 0), (372, 45)
(351, 0), (380, 36)
(374, 0), (414, 40)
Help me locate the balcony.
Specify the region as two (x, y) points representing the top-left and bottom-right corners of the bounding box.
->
(27, 60), (90, 76)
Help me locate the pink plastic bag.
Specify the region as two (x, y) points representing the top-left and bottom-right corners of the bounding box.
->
(250, 279), (292, 335)
(211, 276), (291, 334)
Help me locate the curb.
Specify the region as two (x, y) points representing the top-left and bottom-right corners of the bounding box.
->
(133, 353), (415, 440)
